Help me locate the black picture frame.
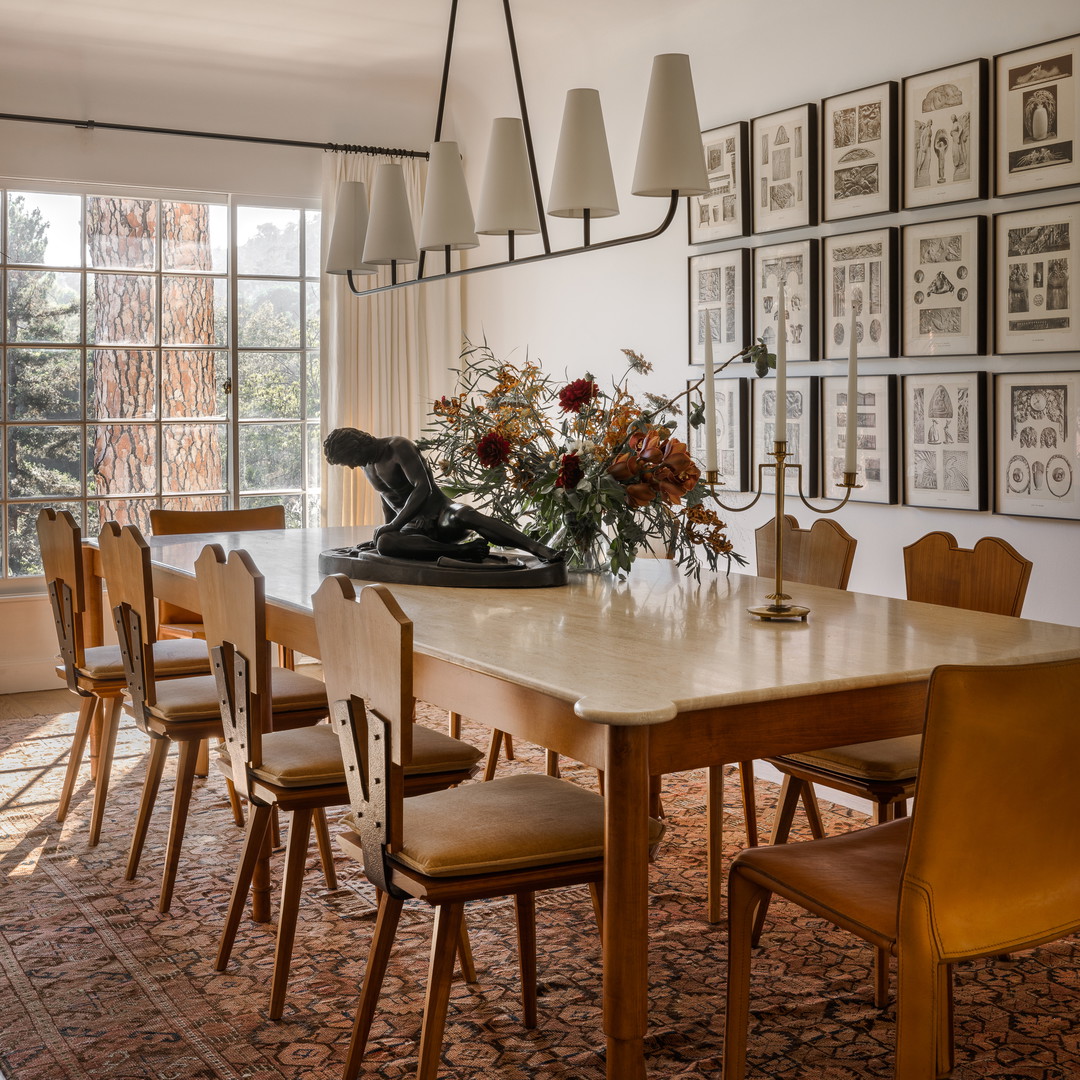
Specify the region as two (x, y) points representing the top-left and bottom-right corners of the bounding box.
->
(902, 57), (989, 209)
(993, 201), (1080, 354)
(750, 102), (819, 233)
(753, 239), (820, 363)
(903, 370), (988, 511)
(821, 372), (899, 504)
(821, 226), (898, 361)
(688, 121), (750, 243)
(821, 80), (899, 222)
(901, 215), (987, 357)
(688, 249), (751, 365)
(752, 375), (821, 496)
(686, 377), (751, 492)
(994, 33), (1080, 197)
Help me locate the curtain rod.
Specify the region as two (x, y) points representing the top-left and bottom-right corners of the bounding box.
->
(0, 111), (429, 159)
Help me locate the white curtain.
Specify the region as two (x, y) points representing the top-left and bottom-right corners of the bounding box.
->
(320, 153), (464, 528)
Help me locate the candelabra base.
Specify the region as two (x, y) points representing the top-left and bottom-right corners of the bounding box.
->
(747, 603), (811, 622)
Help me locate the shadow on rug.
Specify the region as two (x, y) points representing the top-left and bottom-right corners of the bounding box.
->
(0, 705), (1077, 1079)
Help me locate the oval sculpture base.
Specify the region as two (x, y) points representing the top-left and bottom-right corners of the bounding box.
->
(319, 547), (568, 588)
(747, 603), (811, 622)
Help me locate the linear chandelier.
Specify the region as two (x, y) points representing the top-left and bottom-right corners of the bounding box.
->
(325, 0), (709, 297)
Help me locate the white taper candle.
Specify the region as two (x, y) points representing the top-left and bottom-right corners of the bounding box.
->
(774, 280), (788, 437)
(703, 311), (718, 472)
(845, 299), (858, 474)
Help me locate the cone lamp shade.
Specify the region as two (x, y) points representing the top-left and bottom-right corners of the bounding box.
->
(325, 181), (377, 275)
(361, 163), (419, 265)
(475, 117), (541, 235)
(631, 53), (709, 197)
(419, 141), (479, 251)
(547, 88), (619, 219)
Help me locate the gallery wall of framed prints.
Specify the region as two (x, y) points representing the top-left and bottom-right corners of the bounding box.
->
(687, 28), (1080, 525)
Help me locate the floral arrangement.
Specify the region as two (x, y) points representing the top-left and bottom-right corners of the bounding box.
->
(419, 338), (772, 576)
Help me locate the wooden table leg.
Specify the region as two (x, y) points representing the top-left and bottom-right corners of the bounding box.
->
(602, 724), (649, 1080)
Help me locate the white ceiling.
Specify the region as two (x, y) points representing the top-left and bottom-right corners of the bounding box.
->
(0, 0), (689, 150)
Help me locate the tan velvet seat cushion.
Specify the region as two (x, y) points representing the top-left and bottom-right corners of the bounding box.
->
(251, 723), (344, 787)
(733, 817), (910, 948)
(384, 773), (664, 878)
(406, 724), (484, 775)
(72, 637), (210, 682)
(138, 665), (327, 723)
(779, 734), (922, 782)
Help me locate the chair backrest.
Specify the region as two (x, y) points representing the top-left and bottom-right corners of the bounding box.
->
(902, 531), (1031, 616)
(37, 508), (88, 688)
(194, 544), (271, 786)
(98, 522), (163, 720)
(312, 575), (413, 859)
(754, 515), (857, 589)
(150, 505), (286, 625)
(901, 657), (1080, 958)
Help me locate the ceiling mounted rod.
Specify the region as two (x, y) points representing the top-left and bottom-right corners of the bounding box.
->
(329, 2), (709, 297)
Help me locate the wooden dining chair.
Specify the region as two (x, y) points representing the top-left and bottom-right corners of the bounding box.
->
(724, 656), (1080, 1080)
(99, 522), (327, 913)
(757, 531), (1032, 1004)
(38, 509), (210, 846)
(202, 546), (483, 1020)
(313, 574), (664, 1080)
(149, 505), (286, 641)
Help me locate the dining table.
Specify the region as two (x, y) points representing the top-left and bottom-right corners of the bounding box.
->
(85, 524), (1080, 1080)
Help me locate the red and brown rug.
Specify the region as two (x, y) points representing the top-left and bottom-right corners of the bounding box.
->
(0, 704), (1077, 1079)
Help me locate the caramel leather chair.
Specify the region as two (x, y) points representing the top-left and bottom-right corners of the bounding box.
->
(99, 522), (327, 913)
(765, 533), (1031, 845)
(313, 574), (664, 1080)
(149, 505), (286, 641)
(201, 546), (483, 1019)
(724, 657), (1080, 1080)
(39, 509), (210, 846)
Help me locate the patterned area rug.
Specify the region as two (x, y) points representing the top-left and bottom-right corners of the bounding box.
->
(0, 704), (1077, 1080)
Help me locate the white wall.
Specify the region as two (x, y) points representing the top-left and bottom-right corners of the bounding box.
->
(455, 0), (1080, 628)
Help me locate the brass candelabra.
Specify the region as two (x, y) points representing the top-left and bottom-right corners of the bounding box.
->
(708, 445), (860, 621)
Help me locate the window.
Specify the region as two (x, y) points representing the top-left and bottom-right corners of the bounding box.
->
(1, 184), (321, 578)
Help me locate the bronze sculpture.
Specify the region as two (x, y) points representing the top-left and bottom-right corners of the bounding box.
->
(321, 428), (567, 587)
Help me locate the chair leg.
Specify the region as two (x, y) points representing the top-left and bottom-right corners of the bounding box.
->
(738, 761), (759, 847)
(483, 729), (503, 782)
(215, 802), (274, 971)
(724, 869), (770, 1080)
(418, 902), (466, 1080)
(447, 710), (461, 739)
(158, 737), (200, 913)
(514, 892), (538, 1029)
(589, 880), (604, 935)
(269, 807), (312, 1020)
(766, 774), (804, 845)
(648, 773), (664, 819)
(87, 696), (122, 848)
(312, 806), (337, 891)
(456, 914), (477, 984)
(503, 732), (515, 760)
(56, 694), (98, 823)
(706, 764), (725, 923)
(343, 891), (404, 1080)
(873, 946), (891, 1008)
(544, 749), (561, 777)
(126, 734), (169, 880)
(799, 782), (826, 840)
(937, 963), (955, 1078)
(895, 949), (941, 1080)
(225, 778), (245, 827)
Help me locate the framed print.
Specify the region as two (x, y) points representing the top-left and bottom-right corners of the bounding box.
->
(902, 58), (988, 208)
(688, 249), (750, 365)
(822, 227), (897, 360)
(751, 103), (819, 233)
(753, 239), (819, 363)
(687, 377), (750, 491)
(901, 216), (987, 357)
(995, 33), (1080, 196)
(752, 375), (820, 495)
(822, 373), (898, 503)
(689, 121), (750, 242)
(994, 202), (1080, 354)
(903, 371), (988, 511)
(822, 80), (899, 221)
(995, 370), (1080, 520)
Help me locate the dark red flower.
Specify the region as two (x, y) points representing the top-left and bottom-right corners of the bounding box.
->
(475, 431), (511, 467)
(558, 378), (600, 413)
(555, 452), (584, 489)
